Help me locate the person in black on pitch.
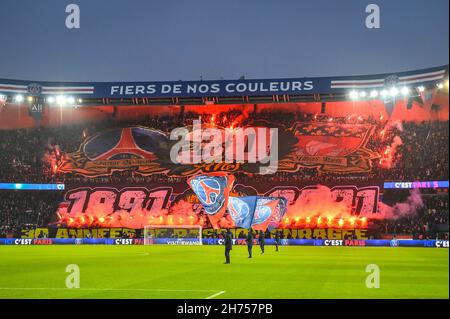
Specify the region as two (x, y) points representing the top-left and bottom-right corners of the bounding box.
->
(224, 229), (233, 264)
(274, 231), (280, 252)
(259, 230), (265, 254)
(246, 228), (253, 258)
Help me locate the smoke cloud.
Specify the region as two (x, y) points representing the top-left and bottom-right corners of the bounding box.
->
(377, 189), (424, 219)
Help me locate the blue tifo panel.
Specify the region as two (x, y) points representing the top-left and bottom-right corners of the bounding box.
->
(0, 238), (448, 248)
(0, 183), (65, 190)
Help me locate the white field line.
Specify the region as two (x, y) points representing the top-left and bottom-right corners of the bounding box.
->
(205, 290), (226, 299)
(0, 287), (216, 293)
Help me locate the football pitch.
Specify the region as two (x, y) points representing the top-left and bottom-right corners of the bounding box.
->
(0, 245), (448, 299)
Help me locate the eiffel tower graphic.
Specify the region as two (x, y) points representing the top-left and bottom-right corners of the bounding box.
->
(197, 180), (220, 205)
(93, 128), (157, 161)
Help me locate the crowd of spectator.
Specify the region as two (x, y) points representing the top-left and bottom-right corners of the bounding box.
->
(370, 190), (449, 239)
(0, 109), (448, 238)
(0, 192), (61, 238)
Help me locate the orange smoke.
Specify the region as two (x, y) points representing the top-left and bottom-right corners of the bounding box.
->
(279, 185), (367, 229)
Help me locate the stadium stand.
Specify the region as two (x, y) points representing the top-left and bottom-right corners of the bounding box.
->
(0, 109), (448, 238)
(0, 66), (448, 240)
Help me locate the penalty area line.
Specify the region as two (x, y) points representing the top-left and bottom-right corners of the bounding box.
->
(205, 290), (226, 299)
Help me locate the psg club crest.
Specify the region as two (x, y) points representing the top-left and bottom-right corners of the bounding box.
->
(189, 176), (224, 214)
(253, 199), (273, 223)
(383, 75), (399, 87)
(187, 173), (235, 228)
(27, 83), (42, 95)
(58, 126), (170, 176)
(227, 196), (256, 229)
(251, 197), (281, 231)
(280, 122), (379, 173)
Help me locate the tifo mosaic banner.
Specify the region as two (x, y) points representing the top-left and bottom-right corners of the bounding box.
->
(57, 122), (379, 177)
(51, 182), (381, 228)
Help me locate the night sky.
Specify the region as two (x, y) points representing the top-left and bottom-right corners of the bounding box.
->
(0, 0), (448, 82)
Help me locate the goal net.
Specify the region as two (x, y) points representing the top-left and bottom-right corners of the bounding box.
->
(143, 225), (203, 245)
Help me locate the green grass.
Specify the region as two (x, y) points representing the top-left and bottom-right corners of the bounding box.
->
(0, 245), (448, 299)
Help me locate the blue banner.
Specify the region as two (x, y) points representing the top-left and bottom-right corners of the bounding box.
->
(268, 197), (288, 232)
(227, 196), (258, 229)
(251, 197), (281, 231)
(187, 173), (235, 228)
(0, 65), (447, 98)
